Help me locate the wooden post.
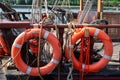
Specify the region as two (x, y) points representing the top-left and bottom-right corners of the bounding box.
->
(97, 0), (104, 12)
(80, 0), (83, 11)
(97, 0), (104, 19)
(119, 51), (120, 70)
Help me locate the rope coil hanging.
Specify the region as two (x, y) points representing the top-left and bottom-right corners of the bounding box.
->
(66, 23), (75, 80)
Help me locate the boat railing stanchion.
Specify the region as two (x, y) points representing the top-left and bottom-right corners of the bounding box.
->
(119, 51), (120, 70)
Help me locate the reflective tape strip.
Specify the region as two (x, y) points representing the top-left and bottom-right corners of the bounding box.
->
(26, 66), (32, 74)
(51, 58), (59, 64)
(13, 42), (22, 49)
(69, 44), (74, 48)
(43, 31), (49, 39)
(32, 24), (39, 26)
(103, 54), (111, 60)
(82, 64), (85, 71)
(94, 28), (99, 37)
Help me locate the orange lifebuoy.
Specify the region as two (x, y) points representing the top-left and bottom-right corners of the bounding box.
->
(0, 32), (9, 55)
(0, 45), (5, 58)
(11, 28), (62, 76)
(65, 27), (113, 72)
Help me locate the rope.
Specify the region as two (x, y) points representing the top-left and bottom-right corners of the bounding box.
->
(0, 58), (12, 70)
(53, 21), (59, 38)
(31, 0), (42, 24)
(79, 38), (85, 80)
(66, 23), (74, 80)
(44, 0), (49, 17)
(49, 0), (64, 23)
(67, 66), (73, 80)
(82, 1), (93, 24)
(61, 0), (74, 23)
(79, 30), (91, 80)
(37, 23), (44, 80)
(61, 0), (70, 8)
(85, 37), (90, 65)
(52, 0), (60, 11)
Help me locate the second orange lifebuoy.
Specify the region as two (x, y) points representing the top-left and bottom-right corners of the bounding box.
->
(11, 28), (62, 76)
(65, 27), (113, 72)
(0, 31), (9, 57)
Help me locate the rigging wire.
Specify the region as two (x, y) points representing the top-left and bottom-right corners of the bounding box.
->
(31, 0), (42, 24)
(44, 0), (49, 17)
(61, 0), (71, 9)
(37, 24), (44, 80)
(52, 0), (60, 11)
(31, 0), (44, 79)
(61, 0), (73, 23)
(78, 0), (93, 24)
(51, 0), (64, 23)
(66, 23), (75, 80)
(82, 0), (93, 24)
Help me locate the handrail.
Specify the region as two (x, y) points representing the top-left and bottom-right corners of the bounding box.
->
(0, 21), (120, 29)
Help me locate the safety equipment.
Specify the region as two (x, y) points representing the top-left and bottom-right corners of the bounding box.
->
(65, 27), (113, 72)
(11, 28), (62, 76)
(0, 32), (9, 57)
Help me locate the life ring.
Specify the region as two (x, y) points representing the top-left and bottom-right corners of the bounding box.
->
(65, 27), (113, 72)
(0, 45), (5, 58)
(0, 31), (9, 55)
(11, 28), (62, 76)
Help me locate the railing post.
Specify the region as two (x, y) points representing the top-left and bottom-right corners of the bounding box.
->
(119, 51), (120, 70)
(80, 0), (83, 11)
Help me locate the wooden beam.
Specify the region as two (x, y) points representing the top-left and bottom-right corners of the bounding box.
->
(80, 0), (83, 11)
(97, 0), (104, 12)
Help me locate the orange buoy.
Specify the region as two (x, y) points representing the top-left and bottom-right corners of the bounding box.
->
(0, 32), (9, 55)
(0, 45), (5, 58)
(65, 27), (113, 72)
(11, 28), (62, 76)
